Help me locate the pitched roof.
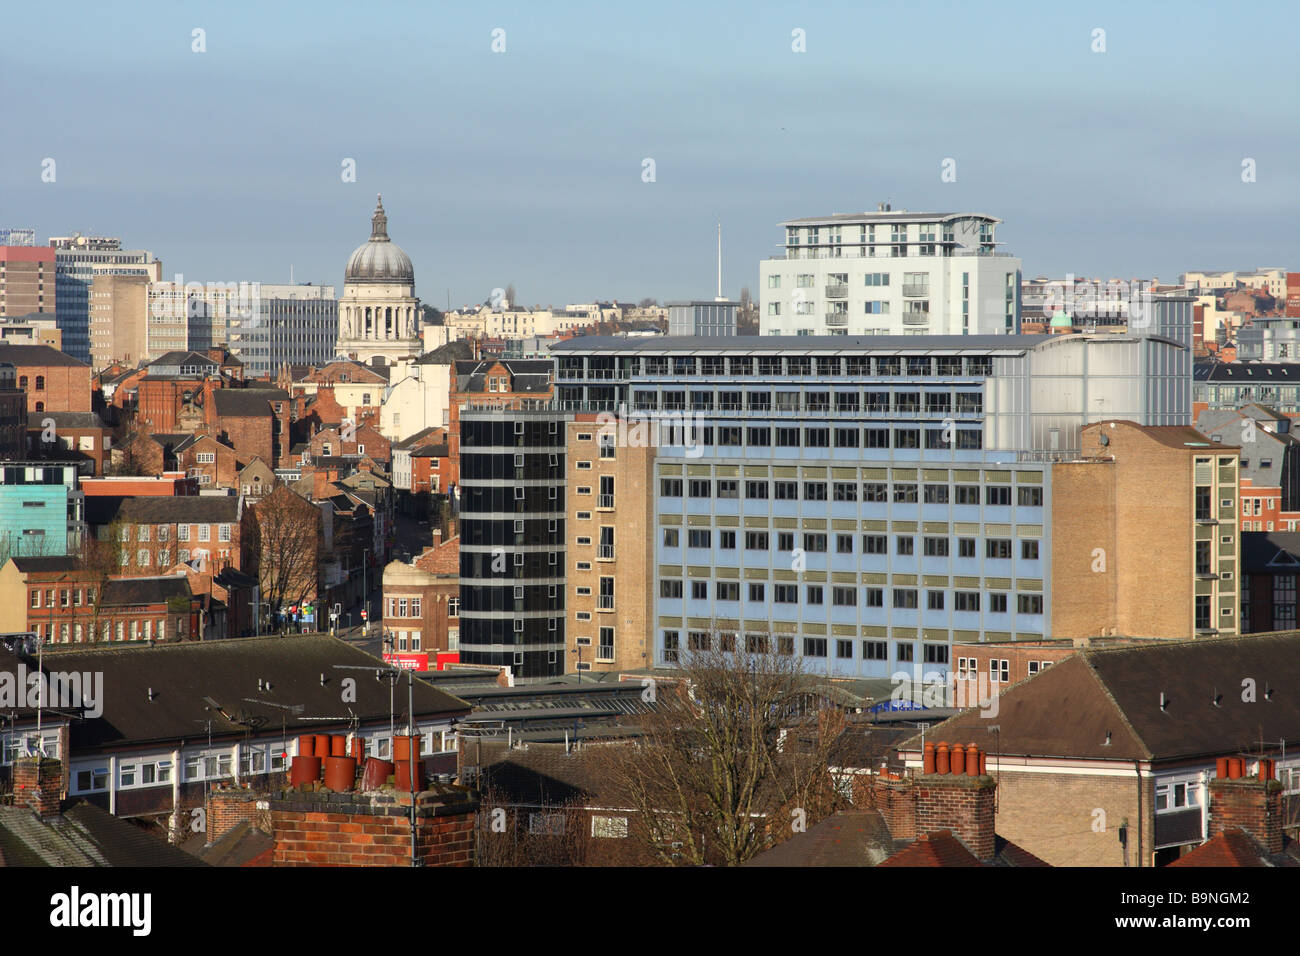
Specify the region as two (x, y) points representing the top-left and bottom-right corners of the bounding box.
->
(90, 495), (239, 526)
(877, 830), (1048, 867)
(743, 811), (900, 867)
(211, 388), (288, 417)
(1167, 828), (1300, 867)
(9, 555), (80, 574)
(149, 350), (219, 369)
(38, 634), (470, 751)
(0, 802), (206, 867)
(100, 575), (191, 607)
(0, 344), (87, 368)
(902, 634), (1300, 764)
(30, 411), (105, 430)
(416, 339), (474, 365)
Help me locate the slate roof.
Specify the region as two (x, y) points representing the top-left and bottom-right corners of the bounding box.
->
(30, 411), (105, 430)
(901, 633), (1300, 764)
(1195, 361), (1300, 383)
(149, 350), (220, 369)
(551, 334), (1049, 354)
(182, 818), (274, 867)
(211, 388), (288, 417)
(454, 359), (553, 394)
(88, 495), (239, 526)
(1241, 531), (1300, 573)
(0, 802), (206, 867)
(100, 575), (191, 607)
(416, 339), (474, 365)
(743, 811), (901, 867)
(9, 556), (80, 574)
(38, 634), (470, 751)
(0, 344), (87, 368)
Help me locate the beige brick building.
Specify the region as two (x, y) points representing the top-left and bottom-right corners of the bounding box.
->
(1050, 421), (1240, 640)
(89, 272), (150, 369)
(564, 416), (655, 673)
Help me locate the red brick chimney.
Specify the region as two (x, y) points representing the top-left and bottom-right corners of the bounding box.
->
(913, 741), (996, 860)
(14, 757), (63, 817)
(1208, 757), (1283, 855)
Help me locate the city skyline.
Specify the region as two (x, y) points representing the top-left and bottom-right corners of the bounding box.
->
(2, 0), (1296, 307)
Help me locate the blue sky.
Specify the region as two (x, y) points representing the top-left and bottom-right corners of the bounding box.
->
(1, 0), (1296, 307)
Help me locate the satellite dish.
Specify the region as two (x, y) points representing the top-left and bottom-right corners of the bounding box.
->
(1100, 434), (1110, 446)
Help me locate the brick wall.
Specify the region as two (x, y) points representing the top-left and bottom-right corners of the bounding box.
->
(914, 772), (996, 860)
(269, 788), (477, 867)
(16, 363), (91, 415)
(14, 756), (62, 816)
(854, 772), (916, 840)
(1208, 776), (1282, 854)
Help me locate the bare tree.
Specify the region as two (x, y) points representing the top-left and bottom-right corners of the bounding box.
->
(247, 485), (322, 629)
(473, 784), (594, 867)
(504, 283), (517, 310)
(591, 634), (850, 866)
(77, 519), (124, 643)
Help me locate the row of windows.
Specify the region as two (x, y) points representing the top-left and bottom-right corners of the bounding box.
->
(117, 523), (230, 542)
(662, 527), (1040, 559)
(37, 618), (174, 642)
(560, 354), (995, 378)
(662, 630), (953, 663)
(663, 479), (1042, 506)
(629, 389), (984, 414)
(659, 580), (1042, 613)
(649, 424), (984, 450)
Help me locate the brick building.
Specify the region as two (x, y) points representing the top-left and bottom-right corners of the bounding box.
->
(1240, 530), (1300, 632)
(0, 344), (91, 414)
(207, 387), (292, 469)
(564, 416), (655, 673)
(1050, 422), (1240, 640)
(172, 433), (239, 489)
(0, 245), (56, 318)
(1196, 404), (1300, 532)
(26, 411), (111, 476)
(897, 632), (1300, 866)
(308, 420), (391, 464)
(381, 529), (460, 669)
(0, 556), (201, 644)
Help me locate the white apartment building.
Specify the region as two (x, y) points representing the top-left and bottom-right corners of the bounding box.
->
(758, 207), (1021, 337)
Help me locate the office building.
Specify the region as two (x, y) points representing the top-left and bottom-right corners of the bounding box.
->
(229, 283), (338, 378)
(758, 206), (1020, 337)
(51, 235), (161, 364)
(668, 300), (737, 337)
(548, 297), (1207, 677)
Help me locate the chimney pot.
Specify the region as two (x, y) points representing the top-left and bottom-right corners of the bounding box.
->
(951, 743), (966, 775)
(1216, 757), (1230, 779)
(935, 741), (950, 775)
(967, 744), (980, 777)
(922, 741), (936, 775)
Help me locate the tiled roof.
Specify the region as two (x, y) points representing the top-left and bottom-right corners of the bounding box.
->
(0, 801), (206, 867)
(743, 811), (899, 867)
(0, 344), (88, 367)
(212, 388), (288, 417)
(903, 633), (1300, 764)
(100, 575), (191, 607)
(38, 634), (470, 750)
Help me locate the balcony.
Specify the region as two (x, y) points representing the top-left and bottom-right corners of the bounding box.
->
(902, 284), (930, 297)
(596, 646), (615, 662)
(902, 313), (930, 327)
(597, 595), (615, 611)
(597, 545), (615, 560)
(596, 494), (614, 509)
(825, 284), (849, 299)
(824, 313), (849, 327)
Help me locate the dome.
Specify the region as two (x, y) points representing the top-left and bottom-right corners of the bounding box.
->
(345, 195), (414, 285)
(1049, 310), (1073, 328)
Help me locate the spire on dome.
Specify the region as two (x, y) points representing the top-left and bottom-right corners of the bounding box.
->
(371, 195), (388, 240)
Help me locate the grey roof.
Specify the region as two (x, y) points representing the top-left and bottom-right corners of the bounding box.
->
(149, 350), (219, 369)
(92, 495), (239, 526)
(780, 211), (1000, 226)
(550, 334), (1048, 354)
(1195, 361), (1300, 382)
(1241, 531), (1300, 574)
(30, 411), (105, 430)
(345, 197), (414, 284)
(392, 425), (445, 450)
(0, 344), (87, 367)
(454, 358), (553, 393)
(100, 575), (191, 607)
(37, 633), (471, 751)
(9, 555), (80, 574)
(416, 339), (474, 365)
(212, 388), (288, 417)
(0, 802), (206, 867)
(744, 811), (900, 867)
(903, 633), (1300, 764)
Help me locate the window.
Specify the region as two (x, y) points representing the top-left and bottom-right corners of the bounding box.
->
(986, 539), (1012, 559)
(592, 815), (629, 838)
(661, 478), (683, 497)
(924, 484), (949, 504)
(896, 536), (914, 556)
(1017, 486), (1043, 507)
(836, 534), (854, 554)
(923, 537), (949, 557)
(863, 534), (887, 554)
(803, 533), (827, 552)
(688, 479), (712, 498)
(865, 588), (883, 607)
(748, 583), (766, 602)
(986, 485), (1011, 506)
(896, 643), (914, 663)
(990, 658), (1010, 683)
(774, 584), (798, 603)
(719, 530), (736, 550)
(717, 581), (739, 601)
(662, 528), (679, 548)
(803, 481), (827, 501)
(745, 480), (769, 499)
(923, 644), (949, 665)
(893, 589), (918, 609)
(864, 641), (887, 661)
(198, 524), (211, 541)
(1021, 539), (1040, 560)
(745, 531), (769, 550)
(774, 480), (798, 500)
(803, 638), (827, 657)
(955, 591), (980, 612)
(687, 529), (712, 549)
(957, 538), (976, 558)
(833, 586), (856, 607)
(690, 581), (707, 600)
(717, 480), (738, 499)
(660, 580), (683, 599)
(955, 485), (980, 505)
(863, 482), (888, 502)
(805, 585), (824, 605)
(1017, 594), (1044, 615)
(926, 591), (945, 610)
(989, 593), (1008, 613)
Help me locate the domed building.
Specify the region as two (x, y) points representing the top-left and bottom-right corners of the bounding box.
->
(336, 195), (422, 366)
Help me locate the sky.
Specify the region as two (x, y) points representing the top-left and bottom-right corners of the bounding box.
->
(1, 0), (1296, 308)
